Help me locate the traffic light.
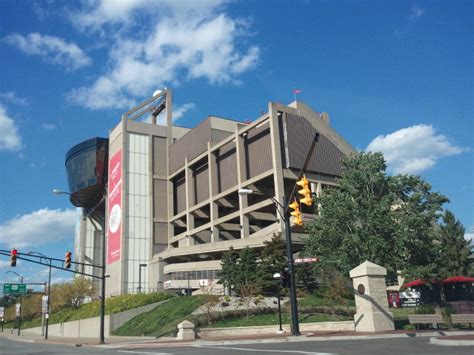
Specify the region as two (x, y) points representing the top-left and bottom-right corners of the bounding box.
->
(10, 249), (17, 267)
(289, 199), (303, 226)
(64, 251), (72, 269)
(297, 175), (312, 206)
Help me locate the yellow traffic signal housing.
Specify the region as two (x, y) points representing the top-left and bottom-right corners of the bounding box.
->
(297, 175), (312, 206)
(289, 200), (303, 226)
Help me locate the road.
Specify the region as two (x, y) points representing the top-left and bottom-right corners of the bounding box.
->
(0, 335), (472, 354)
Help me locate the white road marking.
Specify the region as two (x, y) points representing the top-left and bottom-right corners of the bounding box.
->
(196, 345), (337, 354)
(118, 351), (173, 354)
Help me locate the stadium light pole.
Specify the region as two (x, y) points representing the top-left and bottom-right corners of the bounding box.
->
(53, 188), (107, 344)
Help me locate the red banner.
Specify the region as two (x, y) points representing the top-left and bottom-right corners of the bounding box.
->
(107, 150), (122, 264)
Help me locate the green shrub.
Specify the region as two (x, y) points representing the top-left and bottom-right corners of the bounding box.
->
(414, 305), (435, 314)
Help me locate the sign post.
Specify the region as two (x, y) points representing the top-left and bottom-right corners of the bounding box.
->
(0, 307), (4, 333)
(15, 303), (21, 336)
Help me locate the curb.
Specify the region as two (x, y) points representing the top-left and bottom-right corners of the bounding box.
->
(196, 330), (474, 345)
(430, 337), (474, 347)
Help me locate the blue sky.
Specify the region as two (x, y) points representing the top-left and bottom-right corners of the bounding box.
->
(0, 0), (472, 285)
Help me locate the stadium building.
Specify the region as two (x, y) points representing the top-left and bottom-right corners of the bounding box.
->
(64, 90), (355, 295)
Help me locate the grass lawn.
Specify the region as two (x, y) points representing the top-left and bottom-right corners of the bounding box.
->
(208, 312), (351, 328)
(8, 292), (173, 330)
(297, 295), (355, 308)
(391, 307), (415, 319)
(112, 295), (207, 337)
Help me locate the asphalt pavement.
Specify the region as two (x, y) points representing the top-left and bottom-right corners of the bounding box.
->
(1, 331), (473, 355)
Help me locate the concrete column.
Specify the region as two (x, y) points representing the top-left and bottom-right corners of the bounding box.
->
(120, 115), (128, 294)
(236, 129), (249, 238)
(185, 158), (194, 246)
(166, 90), (174, 246)
(207, 142), (218, 243)
(349, 261), (394, 332)
(177, 320), (195, 340)
(268, 104), (285, 229)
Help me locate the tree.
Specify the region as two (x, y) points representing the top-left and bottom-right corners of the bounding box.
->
(234, 247), (259, 294)
(303, 152), (448, 280)
(259, 235), (287, 290)
(53, 277), (96, 309)
(218, 246), (238, 295)
(435, 210), (472, 278)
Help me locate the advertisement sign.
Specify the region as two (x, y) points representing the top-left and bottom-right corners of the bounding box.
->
(399, 291), (421, 307)
(107, 150), (122, 264)
(387, 291), (401, 308)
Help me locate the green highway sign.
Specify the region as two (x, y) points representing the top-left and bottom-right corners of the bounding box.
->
(3, 283), (27, 295)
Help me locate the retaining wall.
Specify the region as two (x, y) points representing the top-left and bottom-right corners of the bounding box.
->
(22, 300), (168, 338)
(198, 321), (354, 338)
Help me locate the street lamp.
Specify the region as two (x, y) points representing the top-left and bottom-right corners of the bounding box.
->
(238, 188), (300, 336)
(27, 251), (52, 339)
(273, 272), (284, 334)
(53, 188), (107, 344)
(5, 271), (23, 336)
(138, 264), (147, 293)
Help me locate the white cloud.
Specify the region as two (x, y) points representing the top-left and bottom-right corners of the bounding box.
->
(0, 91), (28, 106)
(0, 104), (22, 151)
(3, 32), (91, 70)
(173, 103), (195, 121)
(0, 208), (76, 248)
(72, 0), (226, 31)
(409, 5), (425, 20)
(366, 124), (468, 174)
(72, 0), (150, 30)
(68, 1), (259, 110)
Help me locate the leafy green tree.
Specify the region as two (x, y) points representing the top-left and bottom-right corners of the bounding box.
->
(303, 152), (448, 280)
(53, 277), (96, 309)
(435, 210), (472, 278)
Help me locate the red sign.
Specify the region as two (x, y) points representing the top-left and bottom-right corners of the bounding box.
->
(294, 257), (320, 264)
(107, 150), (122, 264)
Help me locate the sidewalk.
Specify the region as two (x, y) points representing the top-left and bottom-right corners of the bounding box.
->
(1, 328), (473, 348)
(0, 329), (154, 347)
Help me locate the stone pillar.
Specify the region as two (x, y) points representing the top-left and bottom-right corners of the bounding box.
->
(349, 261), (394, 332)
(177, 320), (195, 340)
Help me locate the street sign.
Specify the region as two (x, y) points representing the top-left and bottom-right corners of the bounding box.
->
(0, 307), (4, 318)
(15, 303), (21, 317)
(3, 283), (27, 294)
(42, 296), (49, 313)
(294, 257), (320, 264)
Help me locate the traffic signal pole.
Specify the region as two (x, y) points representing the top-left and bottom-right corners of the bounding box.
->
(45, 259), (52, 340)
(283, 196), (300, 336)
(282, 133), (319, 337)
